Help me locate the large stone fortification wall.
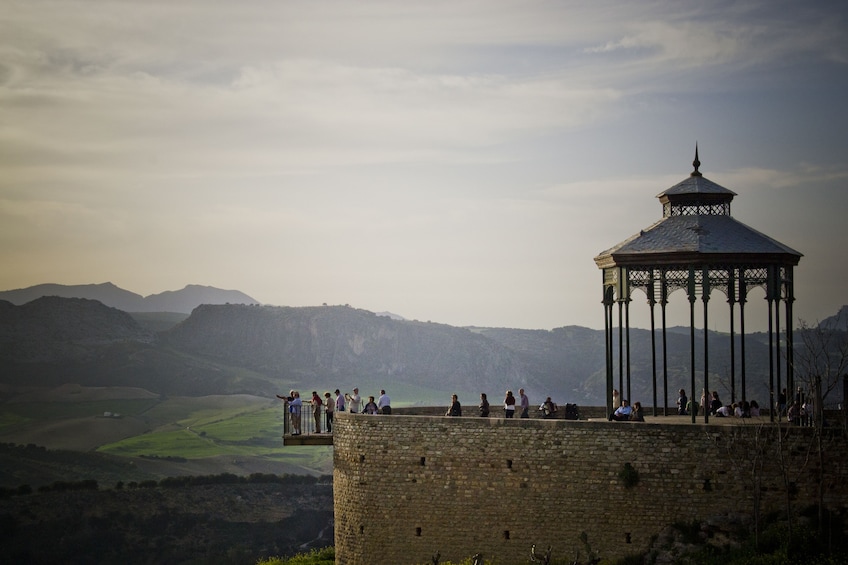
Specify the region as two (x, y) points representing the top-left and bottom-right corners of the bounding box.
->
(333, 412), (848, 565)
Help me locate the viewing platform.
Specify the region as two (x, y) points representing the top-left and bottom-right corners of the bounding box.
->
(280, 404), (809, 446)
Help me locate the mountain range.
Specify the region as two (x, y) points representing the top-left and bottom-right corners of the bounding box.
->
(0, 282), (258, 314)
(4, 282), (838, 410)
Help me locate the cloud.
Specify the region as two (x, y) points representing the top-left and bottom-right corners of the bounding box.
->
(1, 0), (846, 330)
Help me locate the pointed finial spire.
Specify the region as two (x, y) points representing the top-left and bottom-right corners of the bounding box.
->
(691, 143), (702, 177)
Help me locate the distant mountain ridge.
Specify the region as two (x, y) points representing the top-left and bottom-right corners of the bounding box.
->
(820, 305), (848, 331)
(0, 282), (259, 313)
(0, 283), (844, 408)
(0, 295), (806, 407)
(0, 296), (155, 363)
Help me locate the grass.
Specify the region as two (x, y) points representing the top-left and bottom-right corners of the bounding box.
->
(96, 399), (332, 470)
(1, 398), (160, 421)
(1, 391), (333, 474)
(0, 412), (32, 433)
(98, 403), (290, 457)
(0, 379), (476, 473)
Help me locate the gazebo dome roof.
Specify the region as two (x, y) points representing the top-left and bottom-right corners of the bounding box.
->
(594, 214), (803, 269)
(594, 150), (802, 269)
(657, 174), (736, 199)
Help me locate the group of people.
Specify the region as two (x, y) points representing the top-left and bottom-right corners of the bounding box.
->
(608, 389), (645, 422)
(276, 387), (392, 434)
(779, 387), (816, 426)
(445, 389), (562, 419)
(674, 388), (764, 419)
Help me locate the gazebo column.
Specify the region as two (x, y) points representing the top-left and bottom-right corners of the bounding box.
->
(625, 293), (632, 403)
(702, 268), (710, 424)
(648, 274), (658, 416)
(661, 271), (669, 416)
(603, 282), (615, 417)
(739, 270), (748, 402)
(785, 266), (795, 397)
(775, 273), (782, 421)
(767, 266), (777, 423)
(617, 267), (628, 405)
(728, 270), (737, 403)
(618, 300), (624, 404)
(688, 267), (697, 424)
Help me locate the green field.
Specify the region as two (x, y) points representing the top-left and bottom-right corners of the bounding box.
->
(0, 391), (333, 476)
(0, 381), (467, 478)
(1, 398), (161, 423)
(98, 404), (287, 458)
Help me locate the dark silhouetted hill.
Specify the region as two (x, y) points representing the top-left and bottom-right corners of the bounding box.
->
(0, 298), (276, 396)
(162, 304), (529, 399)
(820, 305), (848, 331)
(0, 282), (259, 313)
(0, 296), (155, 363)
(0, 295), (829, 406)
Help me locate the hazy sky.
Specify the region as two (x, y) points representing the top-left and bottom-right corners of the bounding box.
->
(2, 1), (847, 330)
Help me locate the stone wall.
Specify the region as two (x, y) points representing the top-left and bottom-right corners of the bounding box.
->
(333, 412), (848, 565)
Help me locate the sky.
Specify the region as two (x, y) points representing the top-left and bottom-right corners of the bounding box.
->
(2, 0), (847, 331)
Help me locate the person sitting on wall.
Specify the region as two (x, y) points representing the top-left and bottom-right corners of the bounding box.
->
(715, 404), (733, 418)
(709, 391), (723, 415)
(687, 398), (698, 416)
(609, 399), (633, 421)
(629, 401), (645, 422)
(363, 396), (379, 414)
(787, 400), (802, 425)
(540, 397), (558, 418)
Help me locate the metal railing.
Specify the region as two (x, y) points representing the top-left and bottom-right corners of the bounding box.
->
(283, 405), (333, 436)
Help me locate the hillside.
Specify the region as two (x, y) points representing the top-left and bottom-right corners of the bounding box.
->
(0, 296), (790, 407)
(0, 282), (259, 313)
(820, 305), (848, 331)
(162, 304), (529, 400)
(0, 296), (155, 363)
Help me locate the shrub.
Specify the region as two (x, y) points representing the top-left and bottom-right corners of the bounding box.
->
(257, 546), (334, 565)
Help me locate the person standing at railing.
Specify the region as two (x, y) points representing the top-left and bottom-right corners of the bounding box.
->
(289, 391), (302, 435)
(519, 388), (530, 419)
(275, 391), (293, 434)
(311, 391), (323, 433)
(479, 393), (490, 417)
(378, 389), (391, 414)
(345, 388), (362, 413)
(324, 391), (334, 433)
(504, 390), (516, 418)
(334, 389), (345, 415)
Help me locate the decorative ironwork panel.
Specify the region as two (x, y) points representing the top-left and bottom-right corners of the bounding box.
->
(665, 203), (731, 217)
(743, 267), (769, 294)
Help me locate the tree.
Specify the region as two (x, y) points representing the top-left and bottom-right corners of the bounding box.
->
(790, 316), (848, 549)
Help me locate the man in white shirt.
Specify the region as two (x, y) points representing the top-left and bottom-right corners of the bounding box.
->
(609, 399), (633, 422)
(519, 388), (530, 418)
(346, 388), (361, 413)
(378, 389), (391, 414)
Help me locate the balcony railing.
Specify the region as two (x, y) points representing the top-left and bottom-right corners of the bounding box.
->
(282, 405), (334, 445)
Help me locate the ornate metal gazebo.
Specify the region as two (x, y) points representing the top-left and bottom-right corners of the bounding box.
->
(594, 149), (803, 422)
